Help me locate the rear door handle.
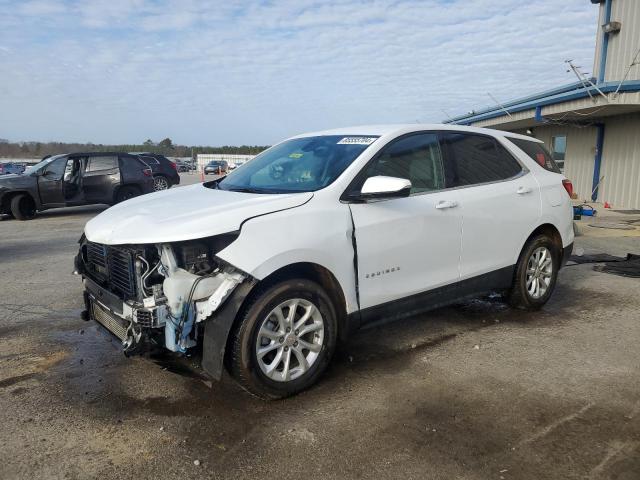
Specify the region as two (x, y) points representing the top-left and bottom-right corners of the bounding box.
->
(435, 200), (458, 210)
(516, 186), (533, 195)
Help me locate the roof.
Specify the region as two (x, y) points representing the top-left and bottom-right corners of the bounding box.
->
(65, 151), (137, 157)
(445, 80), (640, 125)
(293, 124), (541, 142)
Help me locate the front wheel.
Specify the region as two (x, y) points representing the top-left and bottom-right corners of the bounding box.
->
(10, 194), (36, 220)
(507, 234), (559, 310)
(115, 186), (141, 204)
(228, 279), (337, 399)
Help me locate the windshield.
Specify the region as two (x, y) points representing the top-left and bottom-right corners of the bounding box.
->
(217, 135), (378, 193)
(24, 155), (65, 175)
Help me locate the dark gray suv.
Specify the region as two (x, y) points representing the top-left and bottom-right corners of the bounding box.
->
(0, 153), (154, 220)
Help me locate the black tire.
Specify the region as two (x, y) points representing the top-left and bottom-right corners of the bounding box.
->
(10, 194), (36, 220)
(115, 186), (141, 204)
(228, 278), (338, 399)
(507, 234), (560, 310)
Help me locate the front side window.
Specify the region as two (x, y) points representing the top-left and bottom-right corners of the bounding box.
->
(42, 157), (68, 180)
(217, 135), (378, 193)
(86, 156), (118, 173)
(442, 133), (522, 186)
(508, 138), (561, 174)
(25, 155), (64, 175)
(359, 133), (445, 194)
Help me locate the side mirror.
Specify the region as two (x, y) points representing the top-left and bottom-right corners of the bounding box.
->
(358, 176), (412, 200)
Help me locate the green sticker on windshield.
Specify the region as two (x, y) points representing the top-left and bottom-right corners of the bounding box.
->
(289, 153), (303, 159)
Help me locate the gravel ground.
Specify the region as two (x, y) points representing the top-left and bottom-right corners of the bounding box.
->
(0, 177), (638, 480)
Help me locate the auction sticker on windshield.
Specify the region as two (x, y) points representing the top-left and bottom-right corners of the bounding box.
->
(337, 137), (377, 145)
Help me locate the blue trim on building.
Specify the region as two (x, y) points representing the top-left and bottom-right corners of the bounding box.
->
(534, 105), (544, 123)
(447, 81), (585, 122)
(592, 124), (605, 201)
(445, 80), (640, 125)
(598, 0), (613, 84)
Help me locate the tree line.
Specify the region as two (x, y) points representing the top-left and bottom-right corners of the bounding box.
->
(0, 137), (270, 159)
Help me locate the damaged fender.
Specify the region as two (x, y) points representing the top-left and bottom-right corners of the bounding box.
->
(201, 278), (258, 379)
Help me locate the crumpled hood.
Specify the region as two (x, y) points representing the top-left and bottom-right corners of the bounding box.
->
(85, 183), (313, 245)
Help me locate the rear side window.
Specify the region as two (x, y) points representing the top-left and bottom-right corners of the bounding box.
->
(508, 138), (561, 173)
(86, 156), (118, 172)
(140, 156), (160, 164)
(442, 133), (523, 186)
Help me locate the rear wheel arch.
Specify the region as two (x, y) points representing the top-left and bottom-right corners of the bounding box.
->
(520, 223), (563, 263)
(152, 174), (170, 191)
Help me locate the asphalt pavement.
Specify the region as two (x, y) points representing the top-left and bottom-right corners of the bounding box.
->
(0, 176), (638, 480)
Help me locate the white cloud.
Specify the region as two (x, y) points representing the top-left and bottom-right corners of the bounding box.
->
(0, 0), (598, 144)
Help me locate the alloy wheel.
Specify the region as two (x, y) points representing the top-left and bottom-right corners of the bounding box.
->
(255, 298), (324, 382)
(153, 176), (169, 191)
(526, 246), (553, 299)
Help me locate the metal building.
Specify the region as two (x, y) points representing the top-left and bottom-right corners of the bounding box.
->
(446, 0), (640, 209)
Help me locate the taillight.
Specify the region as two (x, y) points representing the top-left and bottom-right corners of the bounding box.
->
(143, 168), (153, 177)
(170, 161), (177, 170)
(562, 179), (574, 197)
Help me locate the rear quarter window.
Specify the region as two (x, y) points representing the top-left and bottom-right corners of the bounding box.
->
(508, 138), (561, 173)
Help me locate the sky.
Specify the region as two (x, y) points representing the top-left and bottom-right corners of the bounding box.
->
(0, 0), (599, 146)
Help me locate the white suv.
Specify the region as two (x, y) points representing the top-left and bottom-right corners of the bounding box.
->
(76, 124), (574, 398)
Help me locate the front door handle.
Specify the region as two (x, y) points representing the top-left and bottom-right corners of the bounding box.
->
(435, 200), (458, 210)
(516, 186), (533, 195)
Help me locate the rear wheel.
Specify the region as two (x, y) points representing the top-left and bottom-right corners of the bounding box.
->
(115, 186), (141, 204)
(228, 279), (337, 399)
(152, 175), (170, 191)
(10, 194), (36, 220)
(508, 234), (559, 310)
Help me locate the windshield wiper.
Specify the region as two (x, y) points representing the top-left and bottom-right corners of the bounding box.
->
(227, 187), (270, 194)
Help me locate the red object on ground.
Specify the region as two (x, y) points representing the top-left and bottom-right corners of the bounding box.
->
(604, 201), (611, 209)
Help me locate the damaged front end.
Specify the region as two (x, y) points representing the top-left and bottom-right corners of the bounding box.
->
(75, 233), (249, 369)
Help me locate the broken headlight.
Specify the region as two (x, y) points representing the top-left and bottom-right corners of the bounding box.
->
(173, 233), (238, 275)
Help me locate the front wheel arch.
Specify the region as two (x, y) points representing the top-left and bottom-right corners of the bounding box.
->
(237, 262), (349, 343)
(201, 262), (349, 382)
(10, 193), (37, 220)
(226, 277), (338, 398)
(113, 184), (142, 204)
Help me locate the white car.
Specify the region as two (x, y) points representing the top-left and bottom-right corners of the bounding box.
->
(76, 124), (574, 398)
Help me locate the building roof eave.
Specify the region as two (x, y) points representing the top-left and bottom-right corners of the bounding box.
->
(445, 80), (640, 125)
